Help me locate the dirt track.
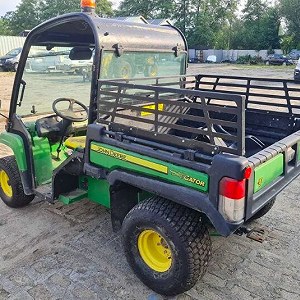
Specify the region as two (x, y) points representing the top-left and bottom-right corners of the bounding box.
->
(0, 72), (13, 122)
(0, 65), (299, 300)
(0, 72), (14, 156)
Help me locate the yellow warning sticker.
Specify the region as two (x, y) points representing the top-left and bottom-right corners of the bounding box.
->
(141, 103), (164, 117)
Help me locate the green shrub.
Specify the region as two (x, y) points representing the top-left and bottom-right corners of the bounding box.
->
(236, 55), (263, 65)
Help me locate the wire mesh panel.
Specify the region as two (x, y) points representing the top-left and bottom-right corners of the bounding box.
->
(97, 77), (245, 156)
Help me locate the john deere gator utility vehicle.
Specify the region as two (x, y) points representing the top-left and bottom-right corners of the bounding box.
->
(1, 0), (300, 296)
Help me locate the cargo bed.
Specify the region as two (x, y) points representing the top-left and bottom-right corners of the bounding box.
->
(96, 74), (300, 160)
(92, 74), (300, 223)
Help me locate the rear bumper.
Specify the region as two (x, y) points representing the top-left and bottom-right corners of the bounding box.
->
(246, 130), (300, 220)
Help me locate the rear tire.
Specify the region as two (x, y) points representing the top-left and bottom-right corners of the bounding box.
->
(122, 196), (212, 296)
(250, 197), (276, 221)
(114, 60), (132, 79)
(0, 156), (34, 208)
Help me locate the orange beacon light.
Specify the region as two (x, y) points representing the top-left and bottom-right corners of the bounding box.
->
(81, 0), (96, 11)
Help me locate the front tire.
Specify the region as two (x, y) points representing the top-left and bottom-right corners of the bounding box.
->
(0, 156), (34, 208)
(122, 196), (212, 296)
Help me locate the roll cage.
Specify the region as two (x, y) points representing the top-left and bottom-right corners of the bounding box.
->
(8, 12), (187, 126)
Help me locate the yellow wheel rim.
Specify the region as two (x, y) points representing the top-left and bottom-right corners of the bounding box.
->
(121, 66), (130, 79)
(138, 229), (172, 272)
(0, 170), (12, 197)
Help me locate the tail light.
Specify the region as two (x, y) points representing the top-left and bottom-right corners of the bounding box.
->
(218, 177), (246, 222)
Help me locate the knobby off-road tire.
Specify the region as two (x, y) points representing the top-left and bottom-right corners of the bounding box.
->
(0, 156), (34, 208)
(250, 197), (276, 221)
(122, 196), (212, 296)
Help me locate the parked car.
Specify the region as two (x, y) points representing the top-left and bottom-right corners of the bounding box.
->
(26, 50), (93, 74)
(55, 54), (93, 74)
(294, 58), (300, 81)
(0, 48), (22, 71)
(265, 54), (293, 66)
(288, 49), (300, 60)
(206, 55), (217, 63)
(26, 51), (61, 73)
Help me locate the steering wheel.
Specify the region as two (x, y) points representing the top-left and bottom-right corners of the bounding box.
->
(52, 98), (88, 122)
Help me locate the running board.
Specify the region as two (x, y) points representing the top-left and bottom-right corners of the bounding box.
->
(34, 183), (53, 202)
(34, 184), (87, 205)
(58, 188), (88, 205)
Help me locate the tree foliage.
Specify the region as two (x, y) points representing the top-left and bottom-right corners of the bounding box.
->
(4, 0), (113, 35)
(117, 0), (174, 19)
(7, 0), (41, 35)
(95, 0), (113, 17)
(0, 0), (296, 51)
(117, 0), (280, 50)
(280, 0), (300, 47)
(0, 16), (12, 35)
(229, 1), (280, 50)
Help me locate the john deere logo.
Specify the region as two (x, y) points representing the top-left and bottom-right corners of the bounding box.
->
(257, 177), (263, 187)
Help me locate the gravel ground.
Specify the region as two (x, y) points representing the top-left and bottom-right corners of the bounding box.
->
(187, 63), (296, 79)
(0, 65), (299, 300)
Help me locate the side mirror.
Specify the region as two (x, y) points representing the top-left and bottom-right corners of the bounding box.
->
(69, 47), (92, 60)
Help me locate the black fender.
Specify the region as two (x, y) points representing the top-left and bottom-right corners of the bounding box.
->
(107, 170), (242, 236)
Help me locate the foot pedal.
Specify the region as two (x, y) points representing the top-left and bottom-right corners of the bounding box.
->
(246, 227), (266, 243)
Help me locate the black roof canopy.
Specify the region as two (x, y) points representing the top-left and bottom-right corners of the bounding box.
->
(28, 12), (187, 53)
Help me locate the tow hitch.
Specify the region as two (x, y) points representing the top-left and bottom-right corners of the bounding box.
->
(234, 226), (266, 243)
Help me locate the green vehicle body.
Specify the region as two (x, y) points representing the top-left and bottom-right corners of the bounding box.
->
(0, 132), (27, 171)
(90, 142), (209, 193)
(1, 3), (300, 296)
(0, 7), (299, 235)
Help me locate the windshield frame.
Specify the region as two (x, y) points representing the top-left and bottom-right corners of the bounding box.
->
(8, 14), (100, 126)
(16, 46), (94, 118)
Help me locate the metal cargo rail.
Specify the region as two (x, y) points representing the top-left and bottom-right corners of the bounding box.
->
(97, 77), (246, 156)
(195, 74), (300, 115)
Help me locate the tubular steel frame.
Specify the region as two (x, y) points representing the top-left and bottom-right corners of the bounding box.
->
(97, 76), (246, 156)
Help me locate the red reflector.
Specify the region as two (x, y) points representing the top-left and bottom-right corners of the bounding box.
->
(219, 177), (245, 200)
(243, 167), (252, 179)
